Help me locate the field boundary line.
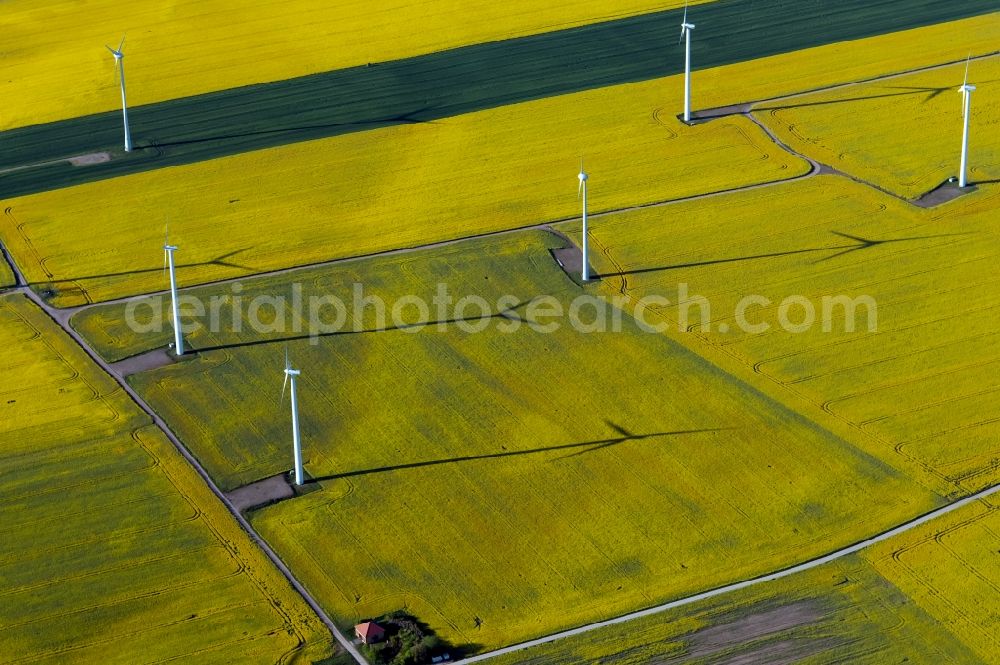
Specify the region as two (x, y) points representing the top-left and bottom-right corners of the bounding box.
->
(454, 482), (1000, 664)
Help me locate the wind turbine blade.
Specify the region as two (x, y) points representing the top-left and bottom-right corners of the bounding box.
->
(679, 0), (688, 43)
(963, 52), (970, 87)
(118, 34), (126, 52)
(282, 347), (290, 400)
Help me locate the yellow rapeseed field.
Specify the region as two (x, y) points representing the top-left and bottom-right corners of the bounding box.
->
(1, 80), (807, 307)
(573, 175), (1000, 498)
(113, 230), (938, 651)
(1, 0), (702, 130)
(0, 259), (13, 289)
(0, 293), (335, 663)
(755, 56), (1000, 198)
(865, 495), (1000, 662)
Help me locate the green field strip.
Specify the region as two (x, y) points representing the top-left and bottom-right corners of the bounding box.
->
(0, 0), (995, 198)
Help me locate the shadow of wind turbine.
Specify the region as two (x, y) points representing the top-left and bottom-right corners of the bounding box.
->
(311, 426), (729, 482)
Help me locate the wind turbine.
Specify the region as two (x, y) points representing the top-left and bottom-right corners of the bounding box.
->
(958, 55), (976, 188)
(578, 160), (590, 282)
(680, 2), (696, 123)
(106, 35), (132, 152)
(282, 349), (304, 486)
(163, 225), (184, 356)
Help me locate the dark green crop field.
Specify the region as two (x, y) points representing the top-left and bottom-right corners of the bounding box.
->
(0, 0), (995, 198)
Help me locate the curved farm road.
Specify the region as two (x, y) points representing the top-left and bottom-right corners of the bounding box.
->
(457, 482), (1000, 664)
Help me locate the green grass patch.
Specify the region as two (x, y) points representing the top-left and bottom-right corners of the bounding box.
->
(83, 230), (939, 652)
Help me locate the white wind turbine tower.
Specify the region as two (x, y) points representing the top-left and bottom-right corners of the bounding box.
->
(163, 225), (184, 356)
(680, 2), (696, 123)
(958, 55), (976, 188)
(282, 349), (305, 486)
(106, 35), (132, 152)
(578, 160), (590, 282)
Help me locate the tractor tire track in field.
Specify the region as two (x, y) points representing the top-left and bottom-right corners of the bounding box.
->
(1, 1), (997, 198)
(454, 482), (1000, 665)
(887, 501), (1000, 652)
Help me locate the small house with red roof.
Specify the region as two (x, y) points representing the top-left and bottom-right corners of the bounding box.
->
(355, 621), (385, 645)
